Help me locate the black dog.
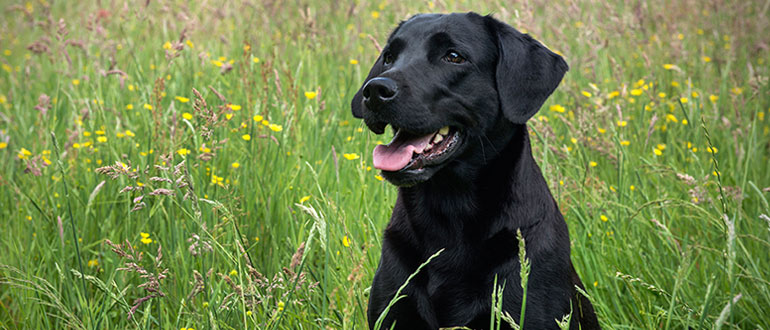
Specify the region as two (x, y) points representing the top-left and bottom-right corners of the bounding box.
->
(351, 12), (599, 330)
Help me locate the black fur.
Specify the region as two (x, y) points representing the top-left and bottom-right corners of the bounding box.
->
(351, 12), (600, 330)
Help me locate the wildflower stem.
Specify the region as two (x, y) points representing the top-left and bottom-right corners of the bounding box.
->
(50, 132), (91, 327)
(697, 114), (728, 215)
(516, 229), (530, 329)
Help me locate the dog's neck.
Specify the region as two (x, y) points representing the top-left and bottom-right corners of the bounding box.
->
(397, 123), (557, 240)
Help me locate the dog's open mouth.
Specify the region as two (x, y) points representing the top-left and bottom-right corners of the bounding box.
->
(373, 126), (461, 172)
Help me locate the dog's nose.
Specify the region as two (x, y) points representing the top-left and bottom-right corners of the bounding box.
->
(362, 77), (398, 110)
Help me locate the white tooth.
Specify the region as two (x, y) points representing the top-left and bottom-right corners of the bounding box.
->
(433, 134), (443, 144)
(438, 126), (450, 135)
(424, 144), (432, 151)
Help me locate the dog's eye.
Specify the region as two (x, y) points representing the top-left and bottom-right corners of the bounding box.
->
(383, 52), (394, 65)
(443, 51), (466, 64)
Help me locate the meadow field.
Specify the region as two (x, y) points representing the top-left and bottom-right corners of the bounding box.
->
(1, 0), (769, 329)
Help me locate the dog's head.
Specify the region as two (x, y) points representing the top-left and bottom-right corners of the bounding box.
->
(351, 13), (568, 186)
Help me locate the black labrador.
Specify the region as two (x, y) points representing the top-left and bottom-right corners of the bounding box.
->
(351, 12), (600, 330)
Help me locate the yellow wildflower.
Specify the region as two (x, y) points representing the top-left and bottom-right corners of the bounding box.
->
(144, 103), (153, 110)
(242, 134), (251, 141)
(304, 91), (318, 100)
(343, 153), (360, 160)
(231, 162), (240, 169)
(269, 124), (283, 132)
(72, 79), (80, 86)
(600, 215), (608, 222)
(350, 59), (359, 65)
(607, 91), (620, 99)
(549, 104), (565, 113)
(126, 104), (134, 110)
(18, 148), (32, 159)
(183, 112), (193, 120)
(253, 115), (263, 122)
(666, 114), (678, 123)
(229, 104), (242, 111)
(630, 89), (643, 96)
(589, 161), (598, 167)
(177, 148), (190, 156)
(620, 140), (630, 146)
(581, 91), (592, 98)
(680, 97), (688, 104)
(371, 11), (380, 19)
(299, 195), (311, 203)
(617, 120), (627, 127)
(176, 96), (190, 103)
(663, 64), (674, 70)
(709, 94), (719, 103)
(88, 259), (99, 267)
(342, 235), (351, 247)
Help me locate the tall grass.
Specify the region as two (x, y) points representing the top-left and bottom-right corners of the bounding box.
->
(0, 0), (768, 329)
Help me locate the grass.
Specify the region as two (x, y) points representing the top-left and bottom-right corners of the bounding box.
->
(0, 0), (768, 329)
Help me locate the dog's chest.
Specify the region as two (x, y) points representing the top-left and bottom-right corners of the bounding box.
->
(416, 250), (520, 325)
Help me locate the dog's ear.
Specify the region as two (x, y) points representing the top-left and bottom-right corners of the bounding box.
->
(487, 17), (568, 124)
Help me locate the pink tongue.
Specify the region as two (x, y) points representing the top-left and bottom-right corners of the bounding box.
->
(373, 131), (435, 171)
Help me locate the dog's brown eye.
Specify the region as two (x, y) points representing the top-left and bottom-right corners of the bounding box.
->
(383, 52), (394, 65)
(444, 51), (466, 64)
